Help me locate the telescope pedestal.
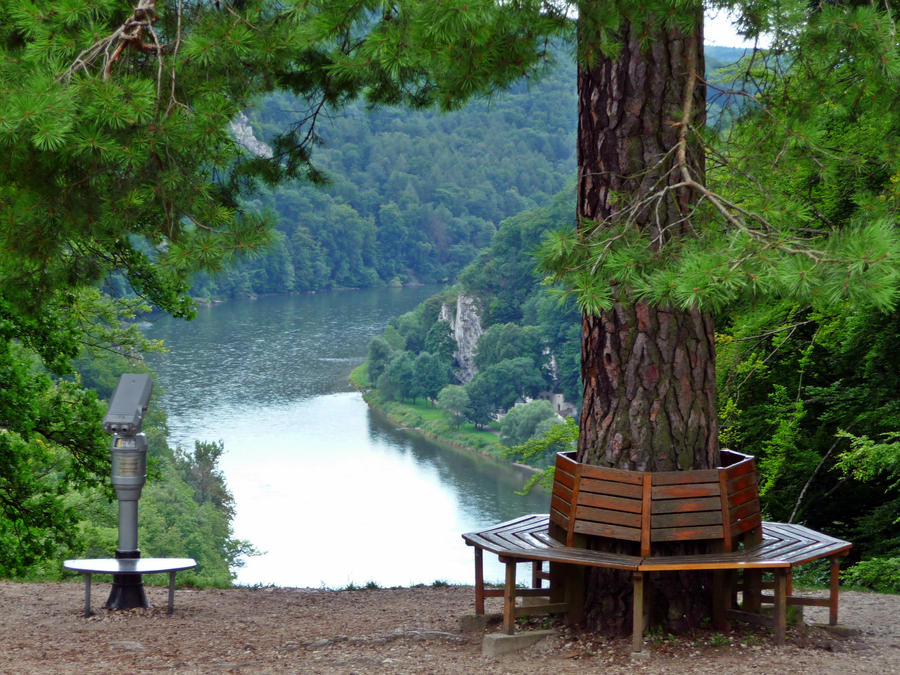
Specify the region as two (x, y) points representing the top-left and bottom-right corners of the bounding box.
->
(105, 550), (148, 611)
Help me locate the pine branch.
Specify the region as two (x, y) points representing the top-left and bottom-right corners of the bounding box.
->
(60, 0), (162, 83)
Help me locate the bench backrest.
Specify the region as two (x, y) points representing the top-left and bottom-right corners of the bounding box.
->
(549, 450), (761, 556)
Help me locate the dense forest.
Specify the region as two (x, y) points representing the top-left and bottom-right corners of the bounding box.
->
(188, 46), (747, 300)
(189, 50), (578, 298)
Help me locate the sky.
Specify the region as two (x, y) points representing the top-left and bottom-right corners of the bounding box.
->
(705, 9), (771, 48)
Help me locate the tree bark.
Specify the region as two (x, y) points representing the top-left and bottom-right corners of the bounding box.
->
(574, 6), (719, 633)
(575, 8), (716, 471)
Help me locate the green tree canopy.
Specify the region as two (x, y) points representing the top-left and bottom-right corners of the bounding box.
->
(500, 399), (558, 448)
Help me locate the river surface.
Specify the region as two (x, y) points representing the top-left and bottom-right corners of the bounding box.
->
(145, 287), (549, 588)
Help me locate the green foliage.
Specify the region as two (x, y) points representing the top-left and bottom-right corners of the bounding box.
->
(842, 558), (900, 594)
(0, 340), (107, 576)
(500, 400), (558, 448)
(424, 321), (457, 363)
(367, 336), (395, 385)
(506, 417), (579, 493)
(437, 385), (470, 429)
(465, 357), (547, 425)
(718, 303), (900, 565)
(364, 388), (504, 458)
(540, 5), (900, 316)
(377, 351), (416, 402)
(411, 352), (453, 403)
(836, 432), (900, 487)
(191, 40), (578, 299)
(475, 324), (544, 372)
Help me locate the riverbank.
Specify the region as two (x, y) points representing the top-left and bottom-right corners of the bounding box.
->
(2, 581), (896, 673)
(350, 363), (506, 459)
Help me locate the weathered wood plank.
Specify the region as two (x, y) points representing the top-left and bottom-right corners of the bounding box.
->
(553, 480), (573, 503)
(577, 492), (644, 514)
(652, 483), (721, 499)
(727, 484), (758, 508)
(651, 524), (725, 542)
(549, 507), (570, 532)
(553, 468), (575, 490)
(726, 471), (758, 495)
(550, 494), (572, 520)
(729, 498), (761, 525)
(722, 455), (757, 480)
(651, 496), (722, 514)
(641, 474), (652, 558)
(578, 463), (645, 484)
(574, 519), (643, 542)
(577, 477), (643, 499)
(573, 505), (642, 528)
(651, 468), (719, 485)
(652, 510), (724, 529)
(731, 512), (762, 535)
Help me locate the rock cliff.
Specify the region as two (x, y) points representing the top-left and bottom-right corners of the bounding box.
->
(439, 294), (483, 384)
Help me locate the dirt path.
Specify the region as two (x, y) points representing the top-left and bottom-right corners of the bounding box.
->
(0, 582), (897, 673)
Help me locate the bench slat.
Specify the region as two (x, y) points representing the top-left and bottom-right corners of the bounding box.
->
(651, 468), (719, 485)
(577, 462), (644, 485)
(723, 455), (757, 480)
(652, 483), (721, 499)
(574, 519), (643, 542)
(726, 471), (758, 494)
(577, 477), (643, 499)
(574, 505), (642, 528)
(651, 496), (721, 514)
(577, 492), (643, 514)
(651, 524), (725, 542)
(652, 510), (724, 529)
(553, 468), (576, 490)
(727, 484), (758, 508)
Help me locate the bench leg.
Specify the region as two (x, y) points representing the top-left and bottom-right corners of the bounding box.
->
(773, 568), (787, 645)
(503, 561), (517, 634)
(83, 573), (92, 618)
(743, 569), (763, 613)
(712, 570), (731, 631)
(563, 564), (584, 625)
(168, 571), (176, 614)
(473, 547), (485, 615)
(829, 556), (840, 625)
(632, 572), (646, 654)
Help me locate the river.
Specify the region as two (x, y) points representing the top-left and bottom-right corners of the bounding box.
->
(145, 287), (549, 588)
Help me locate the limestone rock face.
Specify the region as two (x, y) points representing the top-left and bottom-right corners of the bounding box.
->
(439, 294), (483, 384)
(229, 112), (273, 158)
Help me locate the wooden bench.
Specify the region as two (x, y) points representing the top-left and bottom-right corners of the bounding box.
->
(462, 450), (851, 653)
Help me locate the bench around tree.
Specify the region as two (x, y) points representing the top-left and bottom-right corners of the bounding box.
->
(462, 450), (851, 653)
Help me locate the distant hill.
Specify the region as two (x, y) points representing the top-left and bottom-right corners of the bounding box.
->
(193, 46), (750, 300)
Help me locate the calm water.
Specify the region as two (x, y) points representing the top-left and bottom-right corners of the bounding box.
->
(145, 288), (548, 588)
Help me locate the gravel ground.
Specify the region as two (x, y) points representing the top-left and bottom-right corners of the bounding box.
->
(0, 581), (897, 673)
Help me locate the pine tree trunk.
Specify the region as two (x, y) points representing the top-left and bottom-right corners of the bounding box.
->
(575, 7), (719, 633)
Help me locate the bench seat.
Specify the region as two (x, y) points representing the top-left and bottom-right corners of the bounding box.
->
(463, 515), (851, 651)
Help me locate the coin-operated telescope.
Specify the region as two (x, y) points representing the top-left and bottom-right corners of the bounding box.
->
(102, 373), (153, 610)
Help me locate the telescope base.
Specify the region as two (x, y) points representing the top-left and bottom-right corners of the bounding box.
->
(104, 550), (148, 611)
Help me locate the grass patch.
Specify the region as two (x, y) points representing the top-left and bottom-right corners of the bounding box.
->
(348, 362), (369, 389)
(363, 389), (505, 459)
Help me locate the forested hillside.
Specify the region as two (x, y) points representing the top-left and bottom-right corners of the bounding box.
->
(190, 46), (749, 300)
(190, 50), (578, 298)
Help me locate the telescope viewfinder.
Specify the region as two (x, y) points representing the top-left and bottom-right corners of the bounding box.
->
(103, 374), (153, 435)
